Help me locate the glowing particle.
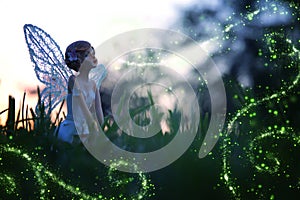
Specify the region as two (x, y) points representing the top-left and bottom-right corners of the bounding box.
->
(225, 24), (234, 32)
(258, 184), (262, 189)
(224, 174), (229, 182)
(0, 144), (155, 199)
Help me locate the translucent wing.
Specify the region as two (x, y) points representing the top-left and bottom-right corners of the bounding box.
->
(23, 24), (73, 115)
(89, 64), (107, 89)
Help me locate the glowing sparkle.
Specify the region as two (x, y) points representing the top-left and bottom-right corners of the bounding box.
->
(0, 144), (155, 199)
(219, 6), (300, 195)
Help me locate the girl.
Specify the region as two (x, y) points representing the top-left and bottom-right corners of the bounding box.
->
(57, 40), (104, 144)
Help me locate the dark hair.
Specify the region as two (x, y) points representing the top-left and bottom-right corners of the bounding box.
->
(65, 40), (91, 72)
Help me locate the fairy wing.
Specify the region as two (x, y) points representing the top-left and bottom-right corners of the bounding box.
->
(23, 24), (73, 115)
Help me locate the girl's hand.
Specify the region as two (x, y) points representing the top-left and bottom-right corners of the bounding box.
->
(86, 120), (100, 146)
(88, 119), (99, 133)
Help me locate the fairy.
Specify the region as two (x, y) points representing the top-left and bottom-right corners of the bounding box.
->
(23, 24), (107, 144)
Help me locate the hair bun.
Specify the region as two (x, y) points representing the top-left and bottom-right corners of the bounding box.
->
(64, 41), (91, 72)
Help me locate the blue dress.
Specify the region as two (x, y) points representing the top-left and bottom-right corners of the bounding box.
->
(57, 93), (77, 143)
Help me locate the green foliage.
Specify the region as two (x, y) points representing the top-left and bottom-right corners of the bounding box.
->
(0, 87), (61, 138)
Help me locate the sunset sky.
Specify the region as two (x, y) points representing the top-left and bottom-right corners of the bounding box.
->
(0, 0), (195, 125)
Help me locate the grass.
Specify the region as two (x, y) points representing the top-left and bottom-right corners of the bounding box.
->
(0, 84), (216, 199)
(0, 80), (299, 200)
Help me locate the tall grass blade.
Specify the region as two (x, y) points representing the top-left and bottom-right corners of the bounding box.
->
(6, 95), (15, 136)
(15, 109), (21, 132)
(22, 91), (26, 128)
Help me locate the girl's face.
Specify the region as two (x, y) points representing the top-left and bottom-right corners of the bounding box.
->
(80, 47), (98, 71)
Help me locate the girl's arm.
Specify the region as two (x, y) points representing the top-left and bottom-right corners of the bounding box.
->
(94, 81), (104, 125)
(72, 78), (99, 132)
